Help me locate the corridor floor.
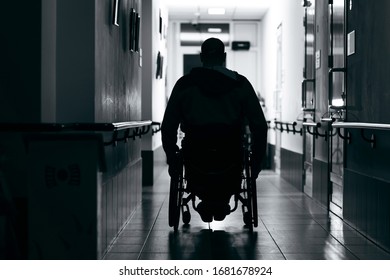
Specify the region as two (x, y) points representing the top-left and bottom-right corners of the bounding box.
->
(105, 168), (390, 260)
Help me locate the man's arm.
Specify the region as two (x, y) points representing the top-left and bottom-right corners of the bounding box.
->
(241, 78), (268, 177)
(161, 82), (182, 169)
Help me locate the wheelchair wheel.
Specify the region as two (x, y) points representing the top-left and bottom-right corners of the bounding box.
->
(249, 176), (258, 228)
(168, 152), (184, 231)
(168, 177), (182, 231)
(243, 172), (254, 231)
(243, 151), (258, 230)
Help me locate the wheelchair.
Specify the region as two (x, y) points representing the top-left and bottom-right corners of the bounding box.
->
(168, 134), (258, 232)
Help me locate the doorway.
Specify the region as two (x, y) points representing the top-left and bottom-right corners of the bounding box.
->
(328, 0), (346, 217)
(302, 0), (316, 197)
(183, 54), (202, 75)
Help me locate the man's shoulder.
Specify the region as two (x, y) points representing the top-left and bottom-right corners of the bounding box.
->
(234, 72), (249, 83)
(171, 74), (198, 95)
(175, 73), (195, 86)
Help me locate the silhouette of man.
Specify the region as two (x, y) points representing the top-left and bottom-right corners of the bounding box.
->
(162, 37), (267, 222)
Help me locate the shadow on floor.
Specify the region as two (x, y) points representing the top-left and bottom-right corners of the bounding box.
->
(168, 226), (259, 260)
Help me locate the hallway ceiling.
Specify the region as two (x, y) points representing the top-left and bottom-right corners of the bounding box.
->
(163, 0), (271, 21)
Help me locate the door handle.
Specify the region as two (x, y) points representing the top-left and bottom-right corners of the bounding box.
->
(328, 68), (346, 106)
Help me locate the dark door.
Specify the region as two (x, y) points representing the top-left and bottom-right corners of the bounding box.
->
(183, 54), (202, 75)
(328, 0), (346, 217)
(302, 0), (316, 197)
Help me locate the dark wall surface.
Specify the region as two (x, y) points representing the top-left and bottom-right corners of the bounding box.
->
(346, 0), (390, 182)
(344, 0), (390, 250)
(347, 0), (390, 123)
(0, 0), (144, 259)
(0, 1), (42, 123)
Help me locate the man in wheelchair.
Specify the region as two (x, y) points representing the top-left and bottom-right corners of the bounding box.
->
(162, 37), (268, 223)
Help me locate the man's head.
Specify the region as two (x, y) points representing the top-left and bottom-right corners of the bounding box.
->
(200, 37), (226, 66)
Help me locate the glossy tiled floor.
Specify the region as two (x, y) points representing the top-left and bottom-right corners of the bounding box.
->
(105, 168), (390, 260)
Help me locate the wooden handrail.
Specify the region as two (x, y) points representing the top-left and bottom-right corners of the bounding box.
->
(0, 121), (152, 132)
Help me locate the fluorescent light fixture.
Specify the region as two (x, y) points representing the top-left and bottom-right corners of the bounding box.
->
(207, 28), (222, 33)
(208, 8), (225, 15)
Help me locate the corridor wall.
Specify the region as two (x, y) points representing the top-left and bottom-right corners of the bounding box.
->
(0, 0), (43, 259)
(295, 0), (390, 251)
(141, 0), (168, 186)
(312, 0), (331, 207)
(0, 0), (144, 259)
(94, 0), (143, 259)
(260, 0), (304, 187)
(344, 0), (390, 250)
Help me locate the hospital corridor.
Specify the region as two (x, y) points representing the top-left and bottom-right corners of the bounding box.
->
(1, 0), (390, 264)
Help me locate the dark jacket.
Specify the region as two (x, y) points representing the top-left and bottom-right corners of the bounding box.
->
(161, 66), (268, 176)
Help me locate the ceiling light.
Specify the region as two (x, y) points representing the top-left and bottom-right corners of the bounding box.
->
(207, 28), (222, 33)
(208, 8), (225, 15)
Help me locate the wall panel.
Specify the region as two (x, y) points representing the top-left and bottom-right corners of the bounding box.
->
(343, 0), (390, 250)
(313, 159), (328, 207)
(280, 148), (303, 190)
(344, 168), (390, 250)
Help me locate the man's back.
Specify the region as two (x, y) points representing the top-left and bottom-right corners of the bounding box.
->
(167, 67), (247, 143)
(162, 64), (267, 174)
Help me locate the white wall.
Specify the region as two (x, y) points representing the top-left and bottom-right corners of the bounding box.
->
(230, 22), (261, 93)
(142, 0), (168, 151)
(260, 0), (304, 153)
(152, 1), (168, 150)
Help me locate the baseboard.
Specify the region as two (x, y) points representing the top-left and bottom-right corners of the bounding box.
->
(280, 148), (303, 190)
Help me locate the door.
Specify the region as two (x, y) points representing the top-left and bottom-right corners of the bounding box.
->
(183, 54), (202, 75)
(302, 0), (316, 197)
(328, 0), (346, 217)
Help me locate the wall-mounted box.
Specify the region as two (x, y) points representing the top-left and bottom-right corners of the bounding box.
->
(315, 50), (321, 69)
(232, 41), (250, 50)
(347, 30), (356, 56)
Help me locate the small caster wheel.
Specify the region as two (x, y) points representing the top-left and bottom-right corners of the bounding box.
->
(183, 211), (191, 224)
(243, 211), (251, 226)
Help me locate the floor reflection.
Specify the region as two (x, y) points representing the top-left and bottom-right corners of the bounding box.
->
(106, 170), (390, 260)
(168, 227), (258, 260)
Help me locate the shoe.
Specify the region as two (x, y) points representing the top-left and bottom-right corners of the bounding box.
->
(213, 203), (231, 221)
(197, 201), (213, 223)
